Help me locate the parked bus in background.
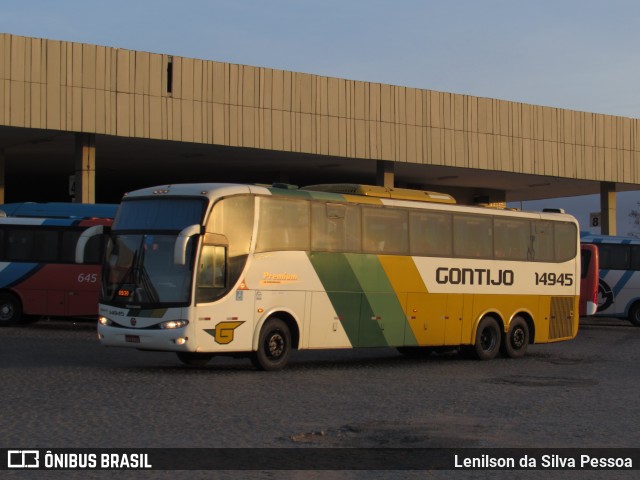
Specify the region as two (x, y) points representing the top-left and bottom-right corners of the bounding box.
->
(83, 183), (582, 370)
(0, 203), (115, 326)
(580, 233), (640, 326)
(580, 243), (599, 316)
(0, 202), (118, 219)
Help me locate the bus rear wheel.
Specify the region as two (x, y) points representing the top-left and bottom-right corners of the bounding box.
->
(176, 352), (214, 367)
(251, 318), (291, 371)
(0, 293), (23, 326)
(501, 316), (529, 358)
(473, 316), (501, 360)
(628, 303), (640, 327)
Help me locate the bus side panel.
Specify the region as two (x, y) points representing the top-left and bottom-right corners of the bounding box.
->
(597, 270), (640, 318)
(16, 264), (102, 317)
(308, 292), (353, 349)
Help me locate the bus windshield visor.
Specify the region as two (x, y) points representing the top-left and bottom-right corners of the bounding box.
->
(101, 233), (195, 306)
(113, 198), (207, 231)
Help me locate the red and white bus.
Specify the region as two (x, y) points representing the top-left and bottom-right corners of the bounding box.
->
(0, 208), (114, 326)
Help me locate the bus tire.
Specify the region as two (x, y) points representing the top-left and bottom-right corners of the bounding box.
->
(251, 318), (291, 371)
(0, 293), (23, 326)
(628, 303), (640, 327)
(176, 352), (214, 367)
(473, 316), (501, 360)
(501, 316), (529, 358)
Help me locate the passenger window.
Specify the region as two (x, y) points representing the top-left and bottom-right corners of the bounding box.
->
(493, 218), (530, 260)
(409, 211), (452, 257)
(532, 221), (554, 262)
(256, 197), (310, 252)
(362, 207), (408, 254)
(453, 215), (492, 258)
(554, 222), (577, 262)
(311, 203), (361, 252)
(599, 244), (629, 270)
(631, 245), (640, 270)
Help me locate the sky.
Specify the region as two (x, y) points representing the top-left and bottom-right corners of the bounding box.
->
(2, 0), (640, 234)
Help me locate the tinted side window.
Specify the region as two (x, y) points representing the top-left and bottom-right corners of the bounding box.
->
(362, 207), (408, 254)
(631, 245), (640, 270)
(409, 211), (452, 257)
(554, 222), (578, 262)
(494, 218), (530, 260)
(311, 203), (361, 252)
(453, 215), (492, 258)
(4, 228), (59, 262)
(255, 197), (310, 252)
(598, 244), (630, 270)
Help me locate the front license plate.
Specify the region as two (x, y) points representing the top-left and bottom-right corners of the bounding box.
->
(125, 335), (140, 343)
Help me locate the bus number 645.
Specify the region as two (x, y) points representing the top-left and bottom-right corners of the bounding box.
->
(78, 273), (98, 283)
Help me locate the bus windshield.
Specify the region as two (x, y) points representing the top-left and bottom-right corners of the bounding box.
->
(102, 233), (195, 306)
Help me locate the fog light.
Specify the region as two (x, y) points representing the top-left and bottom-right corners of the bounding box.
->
(174, 337), (187, 345)
(98, 316), (112, 326)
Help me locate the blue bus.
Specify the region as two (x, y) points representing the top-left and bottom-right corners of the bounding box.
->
(0, 202), (118, 219)
(581, 233), (640, 326)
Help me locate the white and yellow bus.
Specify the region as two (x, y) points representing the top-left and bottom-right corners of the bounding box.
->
(84, 183), (581, 370)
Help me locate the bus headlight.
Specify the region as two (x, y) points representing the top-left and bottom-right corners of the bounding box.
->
(98, 316), (113, 326)
(159, 320), (189, 329)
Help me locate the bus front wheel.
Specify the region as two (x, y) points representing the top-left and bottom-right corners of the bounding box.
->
(251, 318), (291, 371)
(501, 316), (529, 358)
(0, 293), (23, 326)
(473, 316), (501, 360)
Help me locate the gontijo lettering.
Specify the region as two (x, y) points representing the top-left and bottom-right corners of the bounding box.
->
(436, 267), (514, 286)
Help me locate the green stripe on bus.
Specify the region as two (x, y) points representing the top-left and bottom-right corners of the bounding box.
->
(308, 252), (415, 348)
(308, 252), (363, 346)
(346, 254), (416, 347)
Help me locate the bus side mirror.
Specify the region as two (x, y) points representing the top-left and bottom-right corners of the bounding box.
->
(75, 225), (109, 263)
(175, 224), (203, 265)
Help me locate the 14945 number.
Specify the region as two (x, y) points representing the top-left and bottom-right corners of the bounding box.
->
(535, 272), (573, 286)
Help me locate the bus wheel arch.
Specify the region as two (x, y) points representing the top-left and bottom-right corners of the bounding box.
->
(251, 311), (300, 371)
(0, 292), (24, 326)
(472, 314), (503, 360)
(501, 314), (531, 359)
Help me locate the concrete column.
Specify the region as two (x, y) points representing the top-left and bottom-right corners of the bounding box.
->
(0, 150), (5, 204)
(376, 160), (394, 188)
(74, 133), (96, 204)
(600, 182), (617, 235)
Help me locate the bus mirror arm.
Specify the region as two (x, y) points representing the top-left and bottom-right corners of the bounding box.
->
(75, 225), (105, 263)
(175, 224), (203, 265)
